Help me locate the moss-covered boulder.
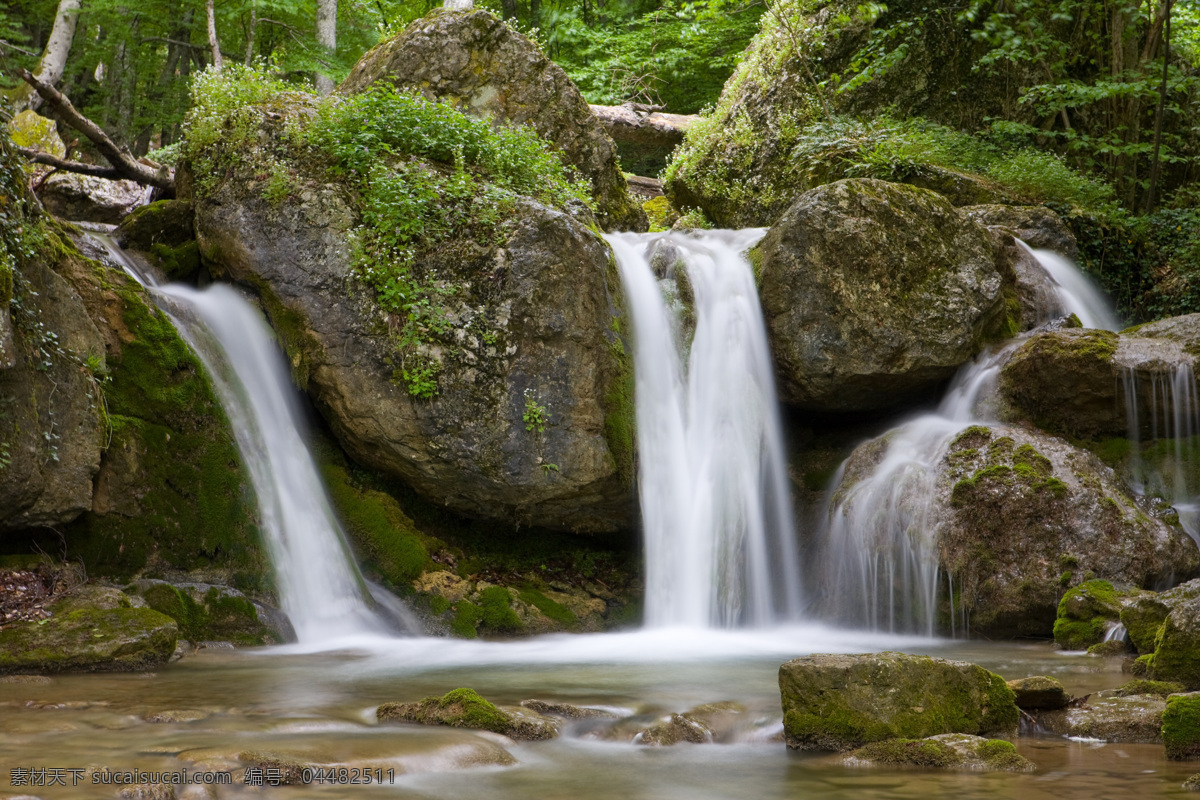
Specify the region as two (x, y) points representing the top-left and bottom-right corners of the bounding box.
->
(1006, 676), (1070, 711)
(377, 687), (559, 740)
(1165, 693), (1200, 760)
(824, 423), (1194, 637)
(999, 317), (1200, 439)
(0, 588), (177, 674)
(1122, 594), (1173, 655)
(1053, 579), (1143, 651)
(191, 99), (634, 535)
(846, 733), (1033, 772)
(1038, 691), (1166, 743)
(130, 580), (289, 645)
(778, 652), (1018, 751)
(758, 179), (1014, 412)
(340, 10), (645, 233)
(1146, 591), (1200, 690)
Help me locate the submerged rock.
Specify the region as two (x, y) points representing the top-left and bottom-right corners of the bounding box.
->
(845, 733), (1033, 772)
(1038, 691), (1166, 743)
(340, 10), (645, 233)
(1006, 676), (1070, 711)
(0, 587), (177, 674)
(378, 688), (559, 740)
(778, 652), (1018, 751)
(759, 179), (1014, 412)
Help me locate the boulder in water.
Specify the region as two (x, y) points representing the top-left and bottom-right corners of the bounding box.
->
(1053, 579), (1145, 650)
(845, 733), (1033, 772)
(1037, 690), (1167, 743)
(759, 179), (1016, 412)
(129, 579), (292, 645)
(778, 652), (1018, 751)
(1164, 693), (1200, 759)
(340, 10), (646, 233)
(1006, 676), (1070, 710)
(378, 687), (560, 740)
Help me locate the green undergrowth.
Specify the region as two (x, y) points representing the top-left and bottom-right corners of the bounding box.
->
(182, 66), (592, 399)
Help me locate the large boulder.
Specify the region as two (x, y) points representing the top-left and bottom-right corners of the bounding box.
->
(37, 173), (148, 224)
(1000, 315), (1200, 439)
(778, 652), (1018, 751)
(823, 424), (1196, 637)
(759, 179), (1015, 412)
(960, 204), (1078, 261)
(340, 10), (646, 233)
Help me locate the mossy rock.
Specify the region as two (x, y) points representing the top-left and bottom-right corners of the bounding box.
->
(778, 652), (1018, 751)
(377, 687), (558, 740)
(1145, 594), (1200, 690)
(1115, 680), (1186, 699)
(846, 733), (1033, 772)
(1053, 580), (1141, 650)
(132, 580), (286, 646)
(1006, 676), (1070, 710)
(115, 200), (200, 281)
(0, 604), (177, 674)
(1164, 693), (1200, 760)
(1039, 691), (1166, 743)
(1122, 595), (1172, 655)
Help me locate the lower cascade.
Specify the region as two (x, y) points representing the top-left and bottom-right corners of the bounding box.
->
(606, 230), (803, 628)
(90, 235), (410, 643)
(819, 246), (1123, 635)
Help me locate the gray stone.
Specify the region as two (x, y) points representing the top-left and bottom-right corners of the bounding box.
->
(37, 173), (148, 224)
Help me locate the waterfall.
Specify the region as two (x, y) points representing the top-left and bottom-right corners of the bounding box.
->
(606, 230), (802, 628)
(822, 243), (1121, 634)
(88, 235), (408, 643)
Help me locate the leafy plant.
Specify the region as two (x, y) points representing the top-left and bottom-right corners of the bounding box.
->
(523, 388), (548, 433)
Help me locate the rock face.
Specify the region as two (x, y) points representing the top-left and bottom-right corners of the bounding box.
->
(778, 652), (1018, 751)
(759, 179), (1014, 412)
(340, 10), (646, 233)
(0, 587), (177, 674)
(195, 158), (634, 535)
(827, 424), (1195, 637)
(1000, 316), (1200, 439)
(37, 173), (147, 224)
(1148, 588), (1200, 689)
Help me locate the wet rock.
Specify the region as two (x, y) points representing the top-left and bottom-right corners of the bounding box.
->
(1007, 676), (1070, 710)
(1054, 579), (1144, 650)
(37, 173), (148, 224)
(115, 200), (199, 282)
(778, 652), (1018, 751)
(960, 205), (1078, 261)
(378, 688), (559, 741)
(1163, 692), (1200, 759)
(142, 709), (212, 723)
(520, 699), (616, 719)
(845, 733), (1034, 772)
(1186, 773), (1200, 791)
(340, 9), (645, 233)
(1039, 691), (1166, 743)
(999, 317), (1200, 439)
(116, 784), (174, 800)
(1145, 589), (1200, 689)
(1088, 640), (1133, 656)
(636, 713), (711, 746)
(129, 580), (290, 646)
(0, 591), (177, 674)
(828, 424), (1194, 638)
(679, 701), (747, 743)
(759, 179), (1014, 412)
(1122, 594), (1172, 654)
(1114, 680), (1186, 698)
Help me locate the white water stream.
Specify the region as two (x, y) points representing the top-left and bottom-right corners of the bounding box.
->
(606, 230), (803, 628)
(88, 235), (403, 643)
(821, 246), (1122, 634)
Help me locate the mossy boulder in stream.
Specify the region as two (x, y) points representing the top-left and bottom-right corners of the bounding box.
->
(340, 9), (645, 233)
(1053, 579), (1144, 650)
(1164, 693), (1200, 760)
(758, 179), (1015, 412)
(130, 580), (290, 645)
(0, 586), (177, 674)
(377, 687), (559, 740)
(1006, 676), (1070, 710)
(846, 734), (1033, 772)
(778, 652), (1018, 751)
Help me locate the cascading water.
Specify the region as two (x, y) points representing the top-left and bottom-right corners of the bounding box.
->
(606, 230), (803, 628)
(88, 235), (407, 643)
(821, 245), (1121, 634)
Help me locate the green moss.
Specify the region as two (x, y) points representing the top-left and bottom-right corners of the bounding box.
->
(1054, 579), (1125, 650)
(976, 739), (1027, 770)
(0, 607), (177, 673)
(1115, 679), (1185, 698)
(477, 586), (523, 634)
(379, 688), (511, 734)
(643, 196), (677, 231)
(321, 463), (431, 588)
(450, 601), (481, 638)
(1163, 694), (1200, 759)
(138, 583), (279, 645)
(1133, 652), (1155, 676)
(518, 587), (579, 628)
(852, 738), (959, 767)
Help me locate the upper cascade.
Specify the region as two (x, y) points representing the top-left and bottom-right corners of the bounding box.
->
(607, 229), (802, 628)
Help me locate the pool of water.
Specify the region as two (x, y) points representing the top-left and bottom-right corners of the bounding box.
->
(1, 626), (1193, 799)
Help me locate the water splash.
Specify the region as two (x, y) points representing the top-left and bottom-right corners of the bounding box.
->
(821, 243), (1121, 634)
(606, 230), (802, 628)
(88, 235), (413, 643)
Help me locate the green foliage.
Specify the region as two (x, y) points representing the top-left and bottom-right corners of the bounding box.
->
(477, 585), (524, 633)
(518, 586), (578, 628)
(522, 388), (548, 433)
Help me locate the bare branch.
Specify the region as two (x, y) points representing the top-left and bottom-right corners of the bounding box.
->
(17, 148), (125, 180)
(16, 68), (173, 189)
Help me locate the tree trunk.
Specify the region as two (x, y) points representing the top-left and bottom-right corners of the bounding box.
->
(11, 0), (81, 113)
(1146, 0), (1173, 211)
(245, 3), (257, 66)
(207, 0), (224, 70)
(315, 0), (337, 95)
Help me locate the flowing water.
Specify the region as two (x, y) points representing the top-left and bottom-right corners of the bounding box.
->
(87, 236), (404, 643)
(820, 246), (1123, 634)
(605, 230), (802, 628)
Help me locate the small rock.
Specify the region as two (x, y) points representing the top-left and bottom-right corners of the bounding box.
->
(1039, 691), (1166, 743)
(520, 699), (616, 719)
(378, 687), (558, 741)
(142, 709), (211, 724)
(1007, 676), (1070, 710)
(636, 713), (711, 746)
(846, 733), (1034, 772)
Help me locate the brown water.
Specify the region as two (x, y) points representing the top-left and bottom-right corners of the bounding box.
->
(1, 629), (1194, 799)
